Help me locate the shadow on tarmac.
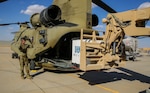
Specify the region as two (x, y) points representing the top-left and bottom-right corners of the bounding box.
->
(31, 67), (150, 86)
(79, 67), (150, 85)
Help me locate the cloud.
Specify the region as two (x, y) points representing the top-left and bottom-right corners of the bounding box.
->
(138, 2), (150, 9)
(93, 24), (105, 31)
(146, 25), (150, 28)
(92, 3), (98, 8)
(21, 4), (46, 15)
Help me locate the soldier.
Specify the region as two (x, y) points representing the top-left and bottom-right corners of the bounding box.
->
(19, 36), (32, 79)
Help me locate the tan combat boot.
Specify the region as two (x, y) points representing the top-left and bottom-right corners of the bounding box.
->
(26, 75), (33, 79)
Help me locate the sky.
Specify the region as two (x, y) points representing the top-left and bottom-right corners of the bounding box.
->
(0, 0), (150, 48)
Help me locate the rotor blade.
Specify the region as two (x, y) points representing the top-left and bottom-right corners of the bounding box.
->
(0, 23), (18, 26)
(0, 22), (29, 26)
(11, 31), (19, 34)
(92, 0), (117, 13)
(0, 0), (7, 3)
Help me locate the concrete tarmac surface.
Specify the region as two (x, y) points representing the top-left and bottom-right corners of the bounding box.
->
(0, 46), (150, 93)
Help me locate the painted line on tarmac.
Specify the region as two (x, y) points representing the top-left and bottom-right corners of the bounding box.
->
(67, 74), (119, 93)
(95, 85), (119, 93)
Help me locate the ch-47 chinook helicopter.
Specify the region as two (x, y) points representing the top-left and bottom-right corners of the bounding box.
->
(1, 0), (150, 71)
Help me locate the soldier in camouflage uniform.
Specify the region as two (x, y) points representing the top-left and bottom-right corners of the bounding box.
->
(19, 36), (32, 79)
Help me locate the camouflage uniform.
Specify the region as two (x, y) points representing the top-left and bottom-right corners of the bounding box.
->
(19, 37), (32, 79)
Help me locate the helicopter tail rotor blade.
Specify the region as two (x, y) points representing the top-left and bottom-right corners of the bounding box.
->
(92, 0), (117, 13)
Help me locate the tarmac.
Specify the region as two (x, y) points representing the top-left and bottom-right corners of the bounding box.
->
(0, 46), (150, 93)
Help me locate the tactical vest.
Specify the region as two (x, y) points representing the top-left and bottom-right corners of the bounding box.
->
(19, 44), (29, 53)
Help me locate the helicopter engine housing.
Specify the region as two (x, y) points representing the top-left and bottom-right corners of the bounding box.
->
(40, 5), (62, 26)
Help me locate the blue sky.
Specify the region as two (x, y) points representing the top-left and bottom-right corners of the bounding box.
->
(0, 0), (150, 48)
